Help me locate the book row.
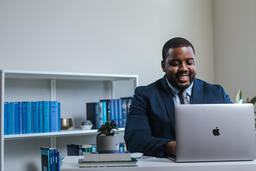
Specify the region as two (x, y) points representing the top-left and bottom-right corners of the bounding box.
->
(4, 101), (61, 135)
(67, 142), (127, 156)
(86, 97), (132, 129)
(40, 147), (61, 171)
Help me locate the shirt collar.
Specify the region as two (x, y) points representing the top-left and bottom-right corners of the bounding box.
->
(165, 76), (193, 97)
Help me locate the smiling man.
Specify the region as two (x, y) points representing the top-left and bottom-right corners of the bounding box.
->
(124, 37), (232, 157)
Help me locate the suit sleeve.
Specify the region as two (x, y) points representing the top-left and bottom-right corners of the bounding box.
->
(221, 86), (233, 103)
(124, 87), (171, 157)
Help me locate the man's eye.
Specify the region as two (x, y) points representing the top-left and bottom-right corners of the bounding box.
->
(169, 61), (180, 66)
(186, 59), (194, 65)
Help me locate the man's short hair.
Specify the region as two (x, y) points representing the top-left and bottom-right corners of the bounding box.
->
(162, 37), (195, 60)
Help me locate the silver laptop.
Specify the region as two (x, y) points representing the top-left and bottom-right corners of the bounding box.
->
(175, 104), (256, 162)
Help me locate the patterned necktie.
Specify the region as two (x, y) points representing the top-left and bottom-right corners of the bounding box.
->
(178, 91), (190, 104)
(178, 91), (185, 104)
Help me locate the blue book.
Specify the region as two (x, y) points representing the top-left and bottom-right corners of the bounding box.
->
(18, 102), (22, 134)
(26, 102), (32, 134)
(7, 102), (15, 134)
(40, 147), (50, 171)
(121, 98), (127, 128)
(101, 101), (107, 125)
(49, 148), (55, 171)
(38, 101), (43, 133)
(57, 151), (61, 171)
(86, 102), (97, 129)
(49, 101), (58, 132)
(22, 102), (27, 134)
(117, 99), (122, 128)
(126, 98), (132, 114)
(114, 99), (119, 126)
(4, 102), (8, 135)
(110, 100), (115, 122)
(43, 101), (50, 132)
(32, 102), (39, 133)
(58, 102), (61, 131)
(14, 102), (19, 134)
(97, 102), (103, 128)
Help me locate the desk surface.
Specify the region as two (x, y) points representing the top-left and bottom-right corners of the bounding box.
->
(61, 156), (256, 171)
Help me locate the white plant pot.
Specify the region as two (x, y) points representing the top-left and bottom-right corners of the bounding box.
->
(96, 135), (118, 153)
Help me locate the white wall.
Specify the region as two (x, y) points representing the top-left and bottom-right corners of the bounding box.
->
(213, 0), (256, 100)
(0, 0), (215, 86)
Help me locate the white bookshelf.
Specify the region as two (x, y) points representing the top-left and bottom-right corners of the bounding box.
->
(4, 128), (125, 140)
(0, 70), (138, 171)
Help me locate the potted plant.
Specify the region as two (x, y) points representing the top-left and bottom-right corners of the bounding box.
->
(96, 120), (119, 153)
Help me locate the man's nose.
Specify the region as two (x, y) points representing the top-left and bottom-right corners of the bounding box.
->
(179, 62), (189, 71)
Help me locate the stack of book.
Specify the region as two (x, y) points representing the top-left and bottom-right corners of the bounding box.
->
(40, 147), (61, 171)
(86, 97), (132, 129)
(78, 153), (137, 168)
(4, 101), (61, 135)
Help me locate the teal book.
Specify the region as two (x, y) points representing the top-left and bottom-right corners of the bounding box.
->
(26, 102), (32, 134)
(4, 102), (8, 135)
(22, 102), (27, 134)
(18, 102), (23, 134)
(7, 102), (15, 134)
(49, 101), (57, 132)
(57, 102), (61, 131)
(40, 147), (50, 171)
(117, 99), (122, 128)
(38, 101), (43, 133)
(32, 102), (39, 133)
(43, 101), (50, 132)
(14, 102), (19, 134)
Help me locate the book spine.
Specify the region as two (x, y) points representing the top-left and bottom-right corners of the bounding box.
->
(7, 102), (15, 135)
(22, 102), (27, 134)
(58, 102), (61, 131)
(106, 100), (111, 121)
(43, 101), (50, 132)
(14, 102), (19, 134)
(26, 102), (32, 134)
(126, 98), (132, 114)
(117, 99), (122, 128)
(49, 148), (55, 171)
(95, 102), (100, 129)
(114, 99), (119, 126)
(102, 101), (107, 125)
(38, 101), (43, 133)
(4, 102), (8, 135)
(49, 101), (58, 132)
(98, 102), (103, 128)
(86, 102), (97, 129)
(32, 102), (39, 133)
(121, 99), (127, 128)
(40, 147), (50, 171)
(110, 99), (115, 122)
(57, 151), (61, 171)
(18, 102), (22, 134)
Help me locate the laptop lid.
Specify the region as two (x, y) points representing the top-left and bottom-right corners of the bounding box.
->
(175, 104), (256, 162)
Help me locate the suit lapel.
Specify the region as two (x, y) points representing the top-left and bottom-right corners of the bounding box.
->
(160, 77), (175, 132)
(191, 78), (204, 104)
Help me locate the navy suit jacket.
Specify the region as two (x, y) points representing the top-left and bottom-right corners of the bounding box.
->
(124, 76), (232, 157)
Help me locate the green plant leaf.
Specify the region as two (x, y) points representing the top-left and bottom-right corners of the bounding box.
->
(235, 89), (242, 104)
(249, 96), (256, 105)
(245, 97), (250, 103)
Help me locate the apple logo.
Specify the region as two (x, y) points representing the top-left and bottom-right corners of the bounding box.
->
(212, 127), (220, 136)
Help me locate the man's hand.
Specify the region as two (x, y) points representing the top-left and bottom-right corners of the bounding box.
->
(164, 141), (176, 156)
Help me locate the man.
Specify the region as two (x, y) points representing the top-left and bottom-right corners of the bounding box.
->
(124, 37), (232, 158)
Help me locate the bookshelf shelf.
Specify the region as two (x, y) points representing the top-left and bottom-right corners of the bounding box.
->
(0, 70), (138, 171)
(4, 128), (125, 140)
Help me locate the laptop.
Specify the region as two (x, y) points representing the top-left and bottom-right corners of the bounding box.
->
(174, 104), (256, 162)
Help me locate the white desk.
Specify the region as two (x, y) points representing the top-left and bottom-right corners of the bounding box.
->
(61, 156), (256, 171)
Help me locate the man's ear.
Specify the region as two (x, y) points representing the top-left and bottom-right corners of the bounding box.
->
(161, 60), (166, 72)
